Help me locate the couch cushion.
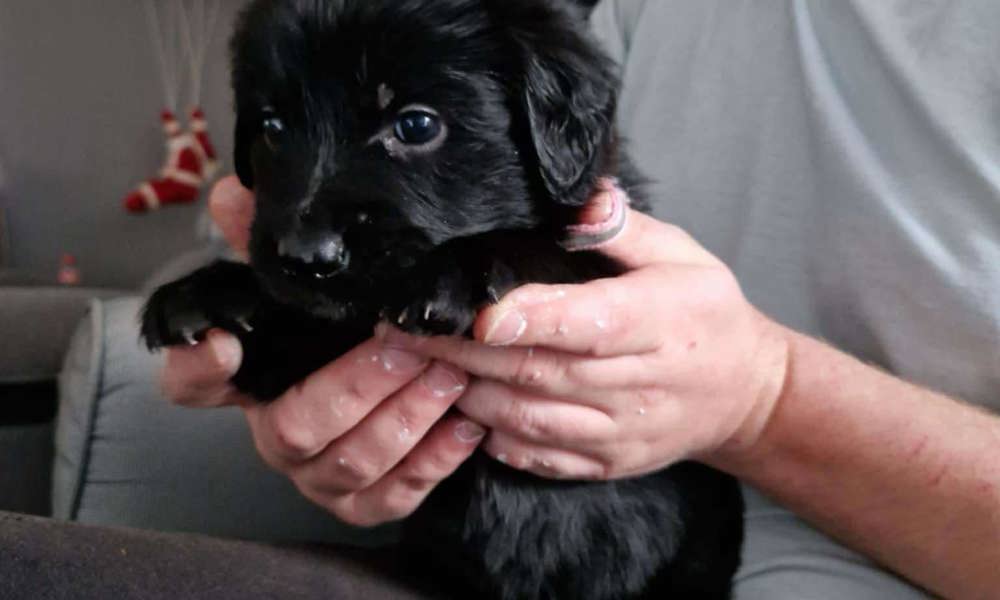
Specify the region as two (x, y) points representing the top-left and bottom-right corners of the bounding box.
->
(0, 511), (427, 600)
(54, 296), (397, 546)
(0, 286), (126, 384)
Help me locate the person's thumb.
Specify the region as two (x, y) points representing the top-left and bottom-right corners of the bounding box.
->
(562, 179), (718, 269)
(209, 175), (255, 260)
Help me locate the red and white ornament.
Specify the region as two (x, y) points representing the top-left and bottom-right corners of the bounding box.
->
(123, 108), (219, 213)
(125, 0), (223, 214)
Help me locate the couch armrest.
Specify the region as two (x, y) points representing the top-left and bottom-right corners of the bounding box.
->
(0, 286), (127, 385)
(0, 286), (123, 516)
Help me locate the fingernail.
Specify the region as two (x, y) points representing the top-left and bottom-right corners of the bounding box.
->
(380, 347), (426, 372)
(561, 184), (628, 252)
(578, 191), (616, 226)
(423, 363), (467, 398)
(484, 310), (527, 346)
(207, 331), (242, 373)
(455, 420), (486, 443)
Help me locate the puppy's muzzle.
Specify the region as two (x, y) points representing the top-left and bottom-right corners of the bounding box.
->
(277, 230), (351, 280)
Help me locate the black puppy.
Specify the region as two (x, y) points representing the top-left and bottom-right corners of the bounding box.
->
(142, 1), (744, 598)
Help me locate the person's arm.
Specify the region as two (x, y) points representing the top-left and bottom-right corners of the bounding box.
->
(711, 329), (1000, 600)
(378, 183), (1000, 599)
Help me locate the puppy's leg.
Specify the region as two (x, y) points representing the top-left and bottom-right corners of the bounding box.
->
(383, 233), (623, 337)
(142, 260), (364, 400)
(141, 261), (264, 350)
(382, 254), (497, 337)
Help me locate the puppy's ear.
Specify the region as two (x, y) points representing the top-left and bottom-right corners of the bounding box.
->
(515, 14), (618, 206)
(233, 114), (255, 189)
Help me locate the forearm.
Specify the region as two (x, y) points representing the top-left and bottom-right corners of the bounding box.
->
(712, 326), (1000, 599)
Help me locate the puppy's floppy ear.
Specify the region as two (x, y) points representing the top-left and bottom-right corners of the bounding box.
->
(514, 9), (618, 206)
(233, 113), (255, 189)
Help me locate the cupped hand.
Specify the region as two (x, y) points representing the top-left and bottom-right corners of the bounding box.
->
(377, 182), (790, 481)
(159, 177), (484, 526)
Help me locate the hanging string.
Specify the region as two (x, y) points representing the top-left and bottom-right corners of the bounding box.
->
(203, 0), (223, 71)
(198, 0), (223, 106)
(178, 0), (198, 106)
(142, 0), (178, 111)
(179, 0), (222, 108)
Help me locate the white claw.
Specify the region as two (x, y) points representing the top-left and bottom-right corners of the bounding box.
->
(397, 308), (409, 325)
(182, 330), (199, 346)
(487, 286), (500, 304)
(236, 317), (254, 332)
(424, 303), (433, 321)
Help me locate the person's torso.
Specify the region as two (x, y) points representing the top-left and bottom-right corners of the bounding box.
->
(593, 0), (1000, 409)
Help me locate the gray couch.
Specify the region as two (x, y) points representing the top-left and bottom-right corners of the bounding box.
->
(0, 261), (417, 598)
(53, 294), (397, 546)
(0, 282), (126, 516)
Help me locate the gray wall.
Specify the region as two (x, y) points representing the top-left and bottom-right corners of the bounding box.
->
(0, 1), (245, 288)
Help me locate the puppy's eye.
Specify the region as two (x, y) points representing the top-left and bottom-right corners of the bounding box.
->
(393, 110), (442, 146)
(261, 112), (285, 151)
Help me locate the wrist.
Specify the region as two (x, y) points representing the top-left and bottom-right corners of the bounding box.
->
(701, 312), (792, 472)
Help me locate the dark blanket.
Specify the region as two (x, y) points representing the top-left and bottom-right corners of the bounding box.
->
(0, 512), (432, 599)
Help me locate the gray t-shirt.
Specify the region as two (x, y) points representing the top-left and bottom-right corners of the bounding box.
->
(591, 0), (999, 412)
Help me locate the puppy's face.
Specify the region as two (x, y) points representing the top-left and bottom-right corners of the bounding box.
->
(231, 0), (617, 317)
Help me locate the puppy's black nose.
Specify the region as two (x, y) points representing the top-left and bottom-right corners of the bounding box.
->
(277, 231), (350, 279)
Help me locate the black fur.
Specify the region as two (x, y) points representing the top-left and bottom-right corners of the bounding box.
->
(141, 1), (744, 598)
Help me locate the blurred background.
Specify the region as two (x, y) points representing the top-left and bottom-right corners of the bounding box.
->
(0, 0), (606, 537)
(0, 0), (241, 289)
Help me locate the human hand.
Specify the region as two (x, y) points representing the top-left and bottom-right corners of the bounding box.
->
(159, 176), (485, 526)
(376, 181), (790, 480)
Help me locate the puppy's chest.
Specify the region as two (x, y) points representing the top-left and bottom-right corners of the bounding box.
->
(408, 458), (686, 600)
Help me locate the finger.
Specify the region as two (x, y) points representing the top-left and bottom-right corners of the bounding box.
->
(456, 379), (617, 448)
(161, 329), (247, 407)
(377, 325), (661, 400)
(291, 362), (468, 495)
(483, 431), (607, 481)
(208, 176), (255, 260)
(245, 337), (431, 468)
(565, 181), (719, 270)
(472, 269), (671, 355)
(318, 415), (485, 527)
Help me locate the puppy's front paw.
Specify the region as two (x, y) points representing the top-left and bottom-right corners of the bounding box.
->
(384, 271), (478, 337)
(141, 261), (261, 350)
